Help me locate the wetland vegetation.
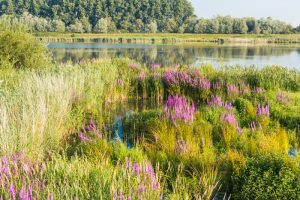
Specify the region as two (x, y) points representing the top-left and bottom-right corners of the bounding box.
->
(0, 26), (300, 199)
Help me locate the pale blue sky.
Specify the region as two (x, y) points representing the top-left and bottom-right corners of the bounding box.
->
(191, 0), (300, 26)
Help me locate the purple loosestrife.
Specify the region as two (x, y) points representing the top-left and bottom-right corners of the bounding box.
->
(177, 71), (192, 85)
(221, 113), (237, 127)
(276, 92), (290, 105)
(227, 84), (239, 96)
(195, 76), (211, 90)
(253, 87), (264, 95)
(174, 137), (190, 155)
(193, 68), (199, 77)
(207, 95), (233, 110)
(79, 59), (85, 65)
(163, 69), (179, 86)
(213, 79), (225, 90)
(0, 153), (47, 199)
(150, 64), (160, 70)
(256, 104), (270, 117)
(221, 112), (242, 133)
(249, 121), (262, 132)
(78, 118), (102, 142)
(240, 84), (251, 95)
(137, 72), (146, 82)
(117, 159), (161, 199)
(116, 79), (123, 87)
(128, 63), (138, 69)
(9, 183), (16, 200)
(164, 95), (195, 124)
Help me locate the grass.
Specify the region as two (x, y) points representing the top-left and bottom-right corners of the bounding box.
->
(0, 57), (300, 199)
(36, 33), (300, 44)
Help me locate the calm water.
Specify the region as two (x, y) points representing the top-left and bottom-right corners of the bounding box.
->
(48, 43), (300, 68)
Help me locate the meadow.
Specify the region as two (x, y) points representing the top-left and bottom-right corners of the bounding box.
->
(1, 27), (300, 200)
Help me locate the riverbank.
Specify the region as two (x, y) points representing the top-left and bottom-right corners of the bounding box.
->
(36, 33), (300, 44)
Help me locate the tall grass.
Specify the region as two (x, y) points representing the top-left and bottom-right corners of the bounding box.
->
(0, 59), (131, 159)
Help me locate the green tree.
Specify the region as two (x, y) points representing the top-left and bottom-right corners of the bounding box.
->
(52, 19), (65, 32)
(66, 20), (84, 33)
(146, 21), (158, 33)
(166, 18), (177, 33)
(93, 18), (108, 33)
(194, 19), (207, 34)
(233, 18), (248, 34)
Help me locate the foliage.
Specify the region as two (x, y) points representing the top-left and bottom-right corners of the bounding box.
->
(0, 0), (194, 33)
(0, 4), (297, 33)
(0, 27), (49, 69)
(232, 154), (300, 200)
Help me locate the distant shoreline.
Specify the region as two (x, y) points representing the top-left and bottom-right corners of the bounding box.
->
(36, 33), (300, 44)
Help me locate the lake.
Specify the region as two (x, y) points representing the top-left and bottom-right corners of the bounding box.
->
(48, 43), (300, 68)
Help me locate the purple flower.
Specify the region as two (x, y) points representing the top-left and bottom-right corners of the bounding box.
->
(256, 104), (270, 117)
(249, 121), (262, 132)
(221, 112), (237, 126)
(207, 95), (233, 110)
(129, 63), (138, 69)
(276, 91), (290, 105)
(227, 84), (239, 95)
(47, 194), (53, 200)
(119, 190), (123, 199)
(133, 163), (140, 175)
(79, 59), (84, 65)
(78, 119), (102, 142)
(150, 64), (160, 70)
(253, 87), (264, 95)
(116, 79), (123, 86)
(240, 84), (251, 95)
(163, 69), (179, 86)
(78, 133), (91, 142)
(174, 137), (190, 155)
(164, 95), (195, 124)
(137, 72), (146, 82)
(212, 79), (224, 90)
(9, 183), (16, 200)
(137, 184), (146, 195)
(113, 192), (117, 200)
(152, 182), (159, 190)
(221, 112), (243, 133)
(195, 76), (211, 90)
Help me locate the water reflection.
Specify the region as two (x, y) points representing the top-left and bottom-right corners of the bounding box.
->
(48, 43), (300, 68)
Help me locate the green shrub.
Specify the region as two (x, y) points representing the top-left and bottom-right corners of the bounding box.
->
(235, 98), (256, 127)
(232, 154), (300, 200)
(0, 28), (49, 69)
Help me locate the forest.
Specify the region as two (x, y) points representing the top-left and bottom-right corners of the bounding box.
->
(0, 0), (299, 34)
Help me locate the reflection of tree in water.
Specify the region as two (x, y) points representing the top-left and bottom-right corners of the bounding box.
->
(50, 45), (299, 66)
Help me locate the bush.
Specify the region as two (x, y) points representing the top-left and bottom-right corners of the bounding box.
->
(0, 28), (49, 69)
(232, 154), (300, 200)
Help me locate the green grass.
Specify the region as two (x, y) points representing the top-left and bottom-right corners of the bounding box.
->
(36, 32), (300, 44)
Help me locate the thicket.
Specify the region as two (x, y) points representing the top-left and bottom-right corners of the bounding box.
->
(0, 21), (49, 69)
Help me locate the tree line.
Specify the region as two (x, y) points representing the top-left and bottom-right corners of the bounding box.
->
(0, 0), (193, 33)
(0, 0), (299, 34)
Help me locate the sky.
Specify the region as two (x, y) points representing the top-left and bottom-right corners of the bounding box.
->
(191, 0), (300, 26)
